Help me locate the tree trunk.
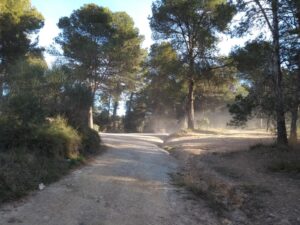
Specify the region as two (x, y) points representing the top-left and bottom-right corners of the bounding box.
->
(187, 78), (195, 129)
(289, 1), (300, 145)
(113, 101), (118, 118)
(289, 106), (298, 144)
(112, 100), (118, 130)
(0, 71), (3, 102)
(272, 0), (288, 145)
(108, 95), (112, 115)
(88, 106), (93, 129)
(127, 92), (134, 114)
(0, 80), (3, 101)
(186, 50), (196, 130)
(124, 93), (134, 132)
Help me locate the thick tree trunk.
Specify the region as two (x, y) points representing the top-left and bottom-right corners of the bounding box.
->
(272, 0), (288, 145)
(187, 78), (195, 130)
(289, 106), (298, 144)
(186, 50), (196, 130)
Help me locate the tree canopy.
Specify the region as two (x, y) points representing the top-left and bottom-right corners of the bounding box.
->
(150, 0), (236, 129)
(56, 4), (145, 128)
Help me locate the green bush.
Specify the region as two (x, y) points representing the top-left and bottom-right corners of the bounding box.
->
(0, 116), (82, 160)
(0, 149), (70, 203)
(33, 117), (82, 159)
(0, 117), (32, 150)
(0, 116), (102, 204)
(80, 128), (101, 155)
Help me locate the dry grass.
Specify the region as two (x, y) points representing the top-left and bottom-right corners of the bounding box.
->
(165, 130), (300, 225)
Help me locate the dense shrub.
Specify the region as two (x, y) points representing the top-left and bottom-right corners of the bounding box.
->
(0, 116), (82, 159)
(0, 149), (69, 203)
(0, 117), (32, 150)
(80, 128), (101, 155)
(33, 117), (82, 159)
(0, 115), (102, 203)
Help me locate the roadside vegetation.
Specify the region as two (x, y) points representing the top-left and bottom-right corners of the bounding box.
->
(1, 0), (300, 223)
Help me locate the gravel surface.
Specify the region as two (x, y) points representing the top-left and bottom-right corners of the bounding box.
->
(0, 133), (218, 225)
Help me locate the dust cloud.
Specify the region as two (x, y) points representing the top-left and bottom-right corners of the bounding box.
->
(145, 109), (270, 133)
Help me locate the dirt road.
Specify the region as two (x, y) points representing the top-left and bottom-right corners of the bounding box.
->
(0, 133), (217, 225)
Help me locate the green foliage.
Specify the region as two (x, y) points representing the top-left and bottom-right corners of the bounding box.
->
(150, 0), (236, 129)
(150, 0), (235, 58)
(94, 110), (112, 131)
(0, 116), (81, 158)
(228, 41), (277, 127)
(34, 117), (82, 159)
(144, 43), (185, 118)
(1, 57), (48, 124)
(231, 0), (300, 144)
(56, 4), (145, 128)
(80, 128), (101, 155)
(0, 116), (33, 150)
(228, 94), (255, 127)
(56, 4), (113, 72)
(0, 0), (44, 76)
(124, 93), (147, 132)
(0, 114), (102, 203)
(61, 83), (94, 129)
(56, 4), (144, 90)
(230, 41), (273, 82)
(0, 149), (69, 203)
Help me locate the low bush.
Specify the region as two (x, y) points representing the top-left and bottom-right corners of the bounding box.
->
(33, 117), (82, 159)
(0, 116), (82, 159)
(80, 128), (101, 155)
(0, 116), (102, 204)
(0, 117), (33, 150)
(0, 149), (70, 203)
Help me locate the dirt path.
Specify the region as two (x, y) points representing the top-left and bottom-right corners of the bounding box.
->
(164, 130), (300, 225)
(0, 133), (218, 225)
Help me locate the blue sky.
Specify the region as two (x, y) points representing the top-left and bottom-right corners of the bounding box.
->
(31, 0), (154, 64)
(31, 0), (249, 65)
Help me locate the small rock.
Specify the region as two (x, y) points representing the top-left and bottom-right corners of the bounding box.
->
(268, 213), (275, 218)
(39, 183), (46, 190)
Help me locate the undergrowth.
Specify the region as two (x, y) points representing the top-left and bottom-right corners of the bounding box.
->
(0, 117), (102, 204)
